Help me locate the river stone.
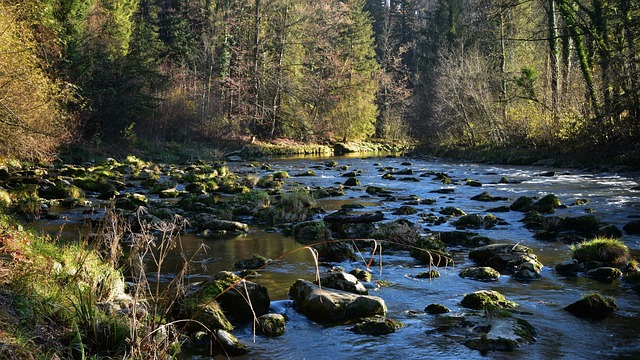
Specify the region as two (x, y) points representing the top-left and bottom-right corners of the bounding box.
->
(372, 220), (421, 247)
(313, 241), (358, 262)
(213, 329), (248, 356)
(425, 303), (450, 314)
(585, 267), (623, 282)
(288, 279), (387, 323)
(416, 269), (441, 279)
(470, 191), (509, 202)
(193, 213), (249, 232)
(469, 244), (543, 278)
(393, 205), (418, 215)
(233, 254), (272, 270)
(343, 177), (360, 187)
(555, 259), (579, 277)
(331, 222), (376, 239)
(623, 219), (640, 234)
(318, 270), (368, 295)
(459, 267), (501, 282)
(461, 290), (518, 310)
(257, 313), (286, 336)
(409, 236), (450, 266)
(432, 315), (536, 353)
(440, 206), (466, 216)
(564, 293), (617, 319)
(437, 231), (494, 248)
(531, 194), (562, 214)
(349, 268), (373, 282)
(188, 271), (270, 322)
(350, 319), (403, 335)
(510, 196), (534, 211)
(293, 220), (332, 244)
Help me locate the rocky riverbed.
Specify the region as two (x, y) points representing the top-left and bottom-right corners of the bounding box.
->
(2, 153), (640, 359)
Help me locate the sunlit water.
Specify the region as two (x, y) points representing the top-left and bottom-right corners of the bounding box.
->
(35, 155), (640, 359)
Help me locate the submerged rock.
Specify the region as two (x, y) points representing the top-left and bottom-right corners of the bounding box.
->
(432, 315), (536, 353)
(585, 267), (623, 282)
(288, 279), (386, 323)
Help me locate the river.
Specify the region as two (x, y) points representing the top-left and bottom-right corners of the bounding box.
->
(37, 154), (640, 359)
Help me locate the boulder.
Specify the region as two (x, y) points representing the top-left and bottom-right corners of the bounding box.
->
(623, 219), (640, 234)
(461, 290), (518, 310)
(256, 313), (286, 336)
(437, 231), (494, 248)
(293, 220), (332, 244)
(459, 267), (501, 282)
(185, 271), (270, 322)
(531, 194), (562, 214)
(585, 267), (622, 282)
(288, 279), (387, 323)
(213, 329), (248, 356)
(393, 205), (418, 215)
(193, 214), (249, 232)
(349, 268), (372, 282)
(510, 196), (534, 211)
(343, 177), (360, 186)
(555, 259), (579, 277)
(469, 243), (543, 279)
(409, 236), (450, 267)
(324, 210), (385, 224)
(564, 293), (617, 319)
(313, 241), (358, 262)
(233, 254), (272, 270)
(350, 319), (403, 335)
(470, 191), (509, 202)
(319, 270), (368, 295)
(415, 270), (441, 279)
(440, 207), (466, 216)
(425, 303), (450, 314)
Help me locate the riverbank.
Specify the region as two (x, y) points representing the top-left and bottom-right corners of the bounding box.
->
(414, 144), (640, 173)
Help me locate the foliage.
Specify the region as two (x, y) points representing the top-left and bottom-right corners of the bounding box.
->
(570, 237), (630, 267)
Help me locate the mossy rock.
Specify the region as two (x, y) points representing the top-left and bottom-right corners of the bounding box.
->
(349, 268), (372, 282)
(564, 293), (617, 319)
(257, 313), (286, 336)
(531, 194), (562, 214)
(372, 220), (420, 247)
(393, 205), (418, 215)
(461, 290), (517, 310)
(440, 207), (466, 217)
(459, 267), (501, 282)
(292, 220), (331, 245)
(623, 219), (640, 234)
(510, 196), (533, 211)
(560, 215), (601, 234)
(465, 179), (483, 187)
(437, 231), (494, 248)
(351, 319), (403, 335)
(409, 237), (450, 266)
(233, 254), (272, 270)
(521, 211), (545, 230)
(294, 170), (317, 177)
(425, 303), (450, 314)
(415, 269), (441, 279)
(584, 267), (623, 282)
(470, 191), (508, 202)
(344, 177), (360, 186)
(453, 214), (485, 229)
(313, 242), (358, 262)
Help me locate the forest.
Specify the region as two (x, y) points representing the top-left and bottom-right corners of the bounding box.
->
(1, 0), (639, 162)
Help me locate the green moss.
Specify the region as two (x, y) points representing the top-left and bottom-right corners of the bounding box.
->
(272, 170), (290, 179)
(461, 290), (517, 310)
(570, 237), (630, 266)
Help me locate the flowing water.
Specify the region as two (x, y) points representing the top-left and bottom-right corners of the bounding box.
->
(36, 155), (640, 359)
